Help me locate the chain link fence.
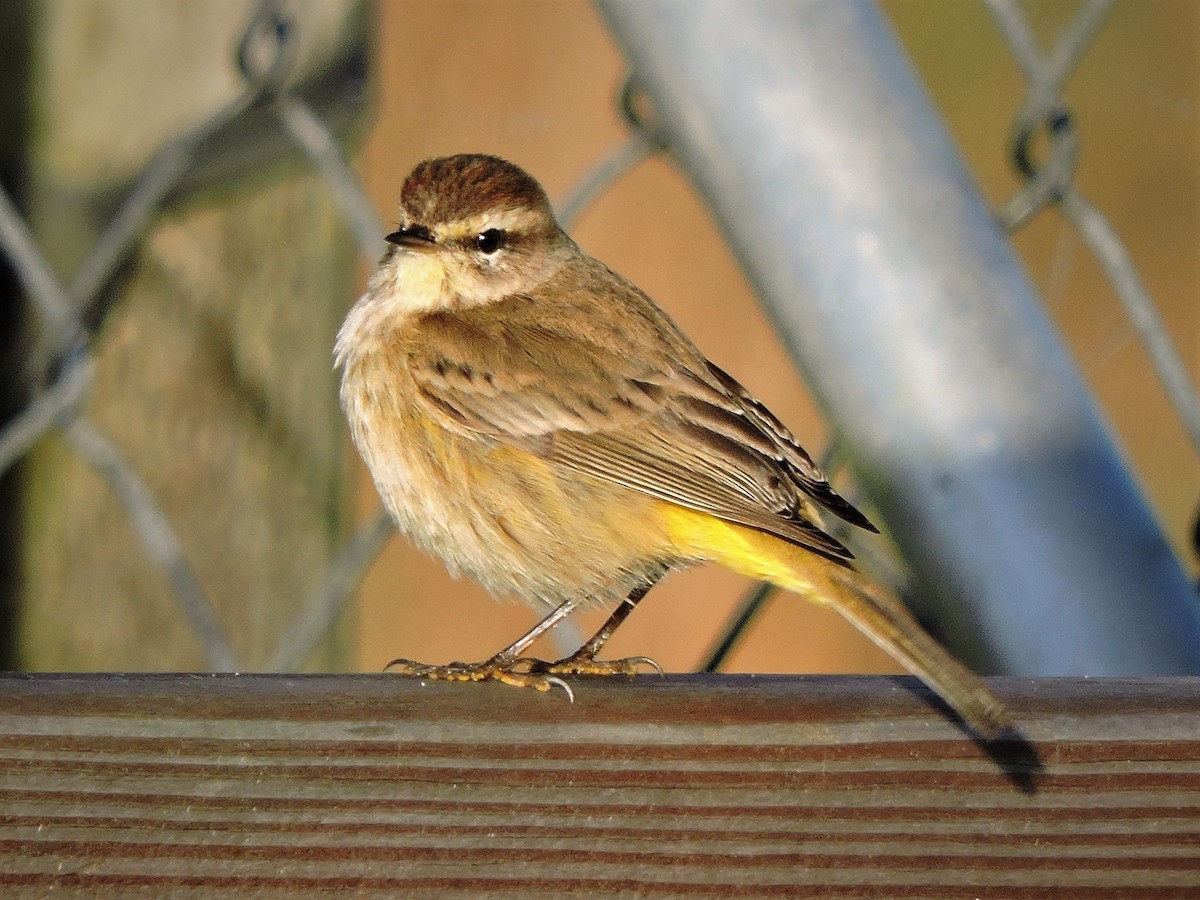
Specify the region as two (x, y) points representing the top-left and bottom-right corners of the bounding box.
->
(1, 0), (1195, 673)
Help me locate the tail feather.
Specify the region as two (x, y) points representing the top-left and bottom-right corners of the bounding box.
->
(664, 506), (1013, 738)
(814, 561), (1013, 739)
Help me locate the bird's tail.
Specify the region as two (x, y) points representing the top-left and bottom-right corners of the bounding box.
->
(806, 558), (1013, 739)
(661, 505), (1013, 739)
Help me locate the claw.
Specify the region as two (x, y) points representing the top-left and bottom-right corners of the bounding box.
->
(625, 655), (664, 676)
(544, 676), (575, 703)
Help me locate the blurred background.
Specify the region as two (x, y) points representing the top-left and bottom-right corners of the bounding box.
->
(1, 0), (1196, 677)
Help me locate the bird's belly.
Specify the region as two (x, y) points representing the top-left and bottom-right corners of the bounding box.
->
(344, 382), (676, 607)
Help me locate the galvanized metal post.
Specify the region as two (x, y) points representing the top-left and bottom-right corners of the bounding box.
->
(597, 0), (1200, 674)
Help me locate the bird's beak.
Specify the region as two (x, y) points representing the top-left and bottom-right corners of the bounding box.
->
(384, 226), (437, 252)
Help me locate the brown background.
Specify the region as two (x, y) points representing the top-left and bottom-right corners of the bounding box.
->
(350, 0), (1198, 676)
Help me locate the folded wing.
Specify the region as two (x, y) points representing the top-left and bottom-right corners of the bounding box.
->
(405, 294), (874, 563)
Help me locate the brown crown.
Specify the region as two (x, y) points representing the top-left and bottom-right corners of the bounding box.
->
(399, 154), (554, 228)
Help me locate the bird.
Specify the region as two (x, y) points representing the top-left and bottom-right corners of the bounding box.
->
(335, 153), (1012, 739)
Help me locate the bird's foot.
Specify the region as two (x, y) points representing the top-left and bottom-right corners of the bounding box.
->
(384, 651), (663, 702)
(384, 654), (576, 699)
(534, 653), (664, 678)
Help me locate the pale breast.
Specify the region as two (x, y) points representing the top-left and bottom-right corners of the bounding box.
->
(339, 351), (680, 609)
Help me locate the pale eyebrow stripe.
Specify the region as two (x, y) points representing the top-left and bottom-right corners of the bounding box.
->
(438, 207), (546, 241)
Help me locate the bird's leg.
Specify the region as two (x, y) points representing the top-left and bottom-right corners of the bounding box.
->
(385, 583), (662, 696)
(385, 596), (586, 696)
(537, 582), (663, 678)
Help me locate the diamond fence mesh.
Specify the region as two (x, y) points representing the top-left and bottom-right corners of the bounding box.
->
(1, 0), (1195, 673)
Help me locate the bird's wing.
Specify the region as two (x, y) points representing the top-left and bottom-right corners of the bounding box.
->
(404, 294), (870, 562)
(403, 297), (669, 441)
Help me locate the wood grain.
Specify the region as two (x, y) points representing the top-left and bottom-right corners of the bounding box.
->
(0, 673), (1197, 897)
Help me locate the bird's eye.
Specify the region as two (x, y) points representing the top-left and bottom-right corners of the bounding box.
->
(475, 229), (506, 255)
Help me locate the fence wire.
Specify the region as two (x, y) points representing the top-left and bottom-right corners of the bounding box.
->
(987, 0), (1200, 456)
(0, 0), (1195, 672)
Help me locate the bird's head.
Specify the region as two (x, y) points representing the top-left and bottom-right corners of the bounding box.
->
(380, 154), (575, 311)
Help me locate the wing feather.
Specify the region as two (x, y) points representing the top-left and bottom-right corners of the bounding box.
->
(403, 284), (872, 562)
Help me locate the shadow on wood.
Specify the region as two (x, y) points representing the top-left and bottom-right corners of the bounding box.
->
(1, 673), (1198, 896)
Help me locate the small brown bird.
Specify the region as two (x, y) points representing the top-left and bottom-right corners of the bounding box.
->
(336, 153), (1011, 738)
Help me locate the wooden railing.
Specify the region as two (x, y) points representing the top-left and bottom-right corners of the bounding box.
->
(1, 673), (1197, 896)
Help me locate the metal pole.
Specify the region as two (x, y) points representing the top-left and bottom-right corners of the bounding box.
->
(597, 0), (1200, 675)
